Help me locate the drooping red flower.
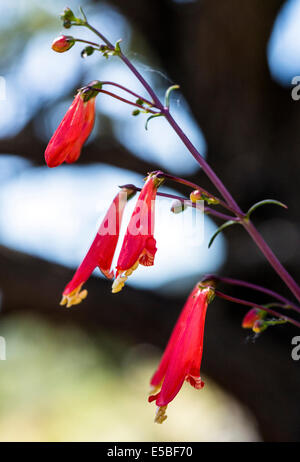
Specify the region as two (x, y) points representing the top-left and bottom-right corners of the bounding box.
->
(60, 188), (134, 308)
(45, 82), (101, 168)
(51, 35), (75, 53)
(148, 283), (214, 423)
(111, 174), (163, 293)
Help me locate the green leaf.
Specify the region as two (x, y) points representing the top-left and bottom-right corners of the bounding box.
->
(246, 199), (288, 219)
(114, 39), (122, 55)
(79, 6), (87, 22)
(165, 85), (180, 109)
(208, 220), (238, 248)
(145, 113), (163, 130)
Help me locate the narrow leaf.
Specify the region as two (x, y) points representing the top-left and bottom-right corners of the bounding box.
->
(246, 199), (287, 218)
(165, 84), (180, 108)
(208, 220), (237, 248)
(79, 6), (87, 22)
(145, 113), (163, 130)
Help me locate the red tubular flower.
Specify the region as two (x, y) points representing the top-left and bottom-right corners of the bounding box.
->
(45, 82), (101, 168)
(111, 174), (164, 293)
(242, 308), (266, 330)
(148, 283), (214, 424)
(51, 35), (75, 53)
(60, 188), (135, 308)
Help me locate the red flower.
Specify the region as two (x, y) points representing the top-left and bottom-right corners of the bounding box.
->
(112, 174), (163, 293)
(148, 283), (214, 423)
(51, 35), (75, 53)
(60, 189), (134, 308)
(45, 83), (100, 168)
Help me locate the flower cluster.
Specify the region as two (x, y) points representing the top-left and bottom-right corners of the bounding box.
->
(44, 8), (299, 425)
(44, 93), (215, 422)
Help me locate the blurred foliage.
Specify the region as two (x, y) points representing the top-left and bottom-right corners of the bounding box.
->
(0, 315), (260, 442)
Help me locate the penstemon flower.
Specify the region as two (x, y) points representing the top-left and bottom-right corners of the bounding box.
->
(148, 283), (214, 423)
(45, 81), (101, 167)
(60, 188), (135, 308)
(112, 174), (164, 293)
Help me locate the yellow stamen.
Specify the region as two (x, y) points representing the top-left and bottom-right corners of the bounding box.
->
(149, 384), (161, 396)
(112, 260), (139, 293)
(60, 284), (88, 308)
(155, 406), (168, 424)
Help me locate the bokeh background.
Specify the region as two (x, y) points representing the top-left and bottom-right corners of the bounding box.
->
(0, 0), (300, 442)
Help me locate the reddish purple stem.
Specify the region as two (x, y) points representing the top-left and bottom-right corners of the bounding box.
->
(204, 275), (300, 313)
(215, 290), (300, 330)
(90, 88), (159, 114)
(85, 20), (300, 304)
(101, 81), (155, 107)
(119, 185), (237, 222)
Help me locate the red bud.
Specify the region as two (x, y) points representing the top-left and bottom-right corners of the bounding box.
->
(242, 308), (266, 329)
(51, 35), (75, 53)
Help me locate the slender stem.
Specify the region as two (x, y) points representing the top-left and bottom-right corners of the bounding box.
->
(119, 185), (237, 222)
(101, 81), (155, 107)
(85, 21), (300, 303)
(204, 275), (300, 313)
(215, 290), (300, 329)
(242, 220), (300, 303)
(163, 110), (243, 211)
(83, 20), (243, 210)
(90, 88), (159, 114)
(85, 22), (163, 106)
(84, 23), (115, 48)
(74, 38), (100, 47)
(153, 171), (242, 217)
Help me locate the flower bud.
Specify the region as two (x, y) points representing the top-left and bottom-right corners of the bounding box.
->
(60, 7), (76, 21)
(190, 189), (220, 205)
(81, 46), (95, 59)
(190, 189), (202, 202)
(242, 308), (266, 329)
(252, 319), (268, 333)
(170, 200), (187, 214)
(52, 35), (75, 53)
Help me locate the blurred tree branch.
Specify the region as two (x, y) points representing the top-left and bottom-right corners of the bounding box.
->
(1, 243), (300, 441)
(1, 0), (300, 441)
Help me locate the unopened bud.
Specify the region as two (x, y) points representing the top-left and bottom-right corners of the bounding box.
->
(52, 35), (75, 53)
(81, 46), (95, 59)
(190, 189), (219, 205)
(60, 7), (85, 28)
(190, 189), (202, 202)
(171, 200), (187, 214)
(242, 308), (266, 329)
(252, 319), (268, 333)
(60, 7), (76, 22)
